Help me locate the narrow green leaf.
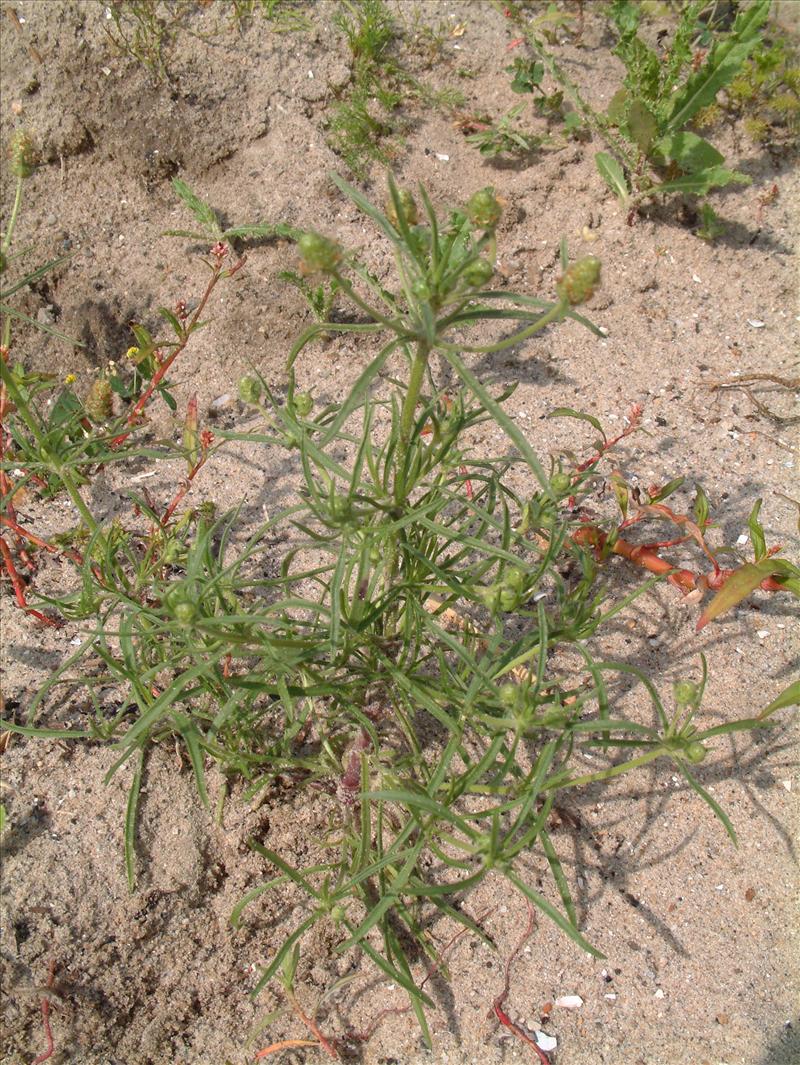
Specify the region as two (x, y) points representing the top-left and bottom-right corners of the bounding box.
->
(506, 870), (604, 957)
(125, 753), (144, 892)
(441, 348), (553, 493)
(758, 680), (800, 720)
(747, 499), (766, 562)
(595, 152), (629, 202)
(677, 763), (737, 845)
(548, 406), (607, 442)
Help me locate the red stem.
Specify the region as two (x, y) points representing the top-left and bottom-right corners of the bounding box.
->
(0, 536), (58, 626)
(31, 959), (56, 1064)
(111, 254), (245, 448)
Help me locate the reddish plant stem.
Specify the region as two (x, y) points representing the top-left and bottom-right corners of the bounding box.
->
(111, 253), (246, 448)
(573, 525), (786, 594)
(31, 958), (56, 1064)
(491, 900), (551, 1064)
(286, 992), (339, 1060)
(160, 454), (208, 527)
(573, 403), (642, 477)
(0, 513), (58, 551)
(0, 536), (57, 626)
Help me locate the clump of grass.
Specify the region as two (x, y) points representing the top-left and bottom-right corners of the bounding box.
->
(326, 0), (463, 179)
(100, 0), (188, 83)
(3, 168), (798, 1058)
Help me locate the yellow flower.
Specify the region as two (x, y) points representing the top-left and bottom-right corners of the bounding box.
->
(126, 346), (140, 360)
(64, 373), (76, 384)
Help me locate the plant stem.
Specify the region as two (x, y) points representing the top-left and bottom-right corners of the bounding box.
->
(0, 176), (24, 256)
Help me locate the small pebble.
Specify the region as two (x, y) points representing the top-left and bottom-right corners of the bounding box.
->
(744, 887), (756, 902)
(435, 153), (450, 161)
(555, 995), (583, 1009)
(535, 1032), (557, 1053)
(746, 319), (766, 328)
(716, 1013), (730, 1025)
(756, 630), (770, 639)
(654, 988), (665, 999)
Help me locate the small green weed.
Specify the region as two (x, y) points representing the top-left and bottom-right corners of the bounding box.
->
(228, 0), (312, 32)
(464, 104), (543, 158)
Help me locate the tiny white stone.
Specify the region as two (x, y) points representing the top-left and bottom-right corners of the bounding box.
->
(604, 993), (618, 1001)
(435, 153), (450, 161)
(736, 534), (749, 545)
(756, 630), (770, 639)
(555, 995), (583, 1009)
(535, 1032), (558, 1053)
(654, 988), (665, 999)
(747, 319), (766, 328)
(692, 274), (702, 283)
(782, 780), (792, 792)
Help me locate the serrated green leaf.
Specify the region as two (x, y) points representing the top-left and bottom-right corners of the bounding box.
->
(171, 178), (222, 236)
(665, 0), (771, 132)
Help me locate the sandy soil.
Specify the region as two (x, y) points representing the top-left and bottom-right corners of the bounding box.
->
(1, 2), (798, 1064)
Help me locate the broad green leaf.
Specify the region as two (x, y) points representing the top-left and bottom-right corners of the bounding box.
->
(627, 99), (657, 151)
(595, 152), (629, 202)
(653, 132), (724, 173)
(655, 167), (750, 197)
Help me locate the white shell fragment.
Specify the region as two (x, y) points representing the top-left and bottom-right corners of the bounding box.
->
(555, 994), (584, 1009)
(747, 319), (766, 328)
(435, 153), (450, 162)
(535, 1031), (558, 1053)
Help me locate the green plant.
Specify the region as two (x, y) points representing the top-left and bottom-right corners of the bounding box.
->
(503, 0), (773, 219)
(507, 55), (585, 135)
(228, 0), (312, 32)
(277, 268), (341, 325)
(701, 26), (800, 147)
(3, 174), (798, 1059)
(464, 104), (542, 158)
